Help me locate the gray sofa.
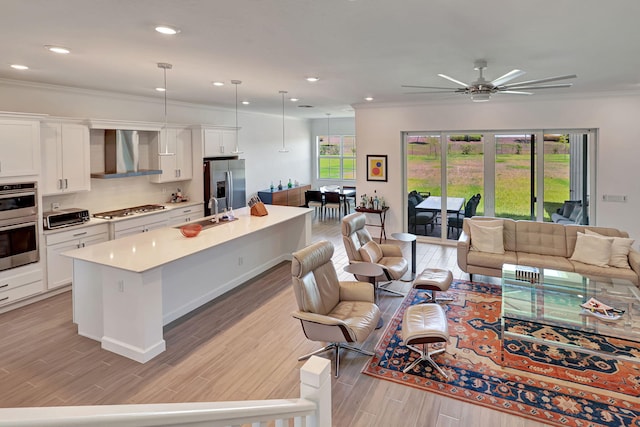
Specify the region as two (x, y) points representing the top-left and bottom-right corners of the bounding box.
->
(457, 216), (640, 286)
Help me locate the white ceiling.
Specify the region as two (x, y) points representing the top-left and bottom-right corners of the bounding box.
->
(2, 0), (640, 119)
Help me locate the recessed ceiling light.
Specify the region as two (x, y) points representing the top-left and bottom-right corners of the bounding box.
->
(365, 97), (374, 101)
(241, 101), (250, 105)
(155, 87), (166, 92)
(10, 64), (29, 70)
(45, 45), (70, 54)
(289, 98), (299, 102)
(305, 77), (320, 82)
(212, 81), (224, 87)
(155, 25), (180, 35)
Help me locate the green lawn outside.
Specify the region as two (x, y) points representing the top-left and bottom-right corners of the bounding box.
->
(408, 149), (570, 221)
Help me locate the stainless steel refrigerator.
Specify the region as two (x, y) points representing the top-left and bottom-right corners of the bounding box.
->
(203, 158), (246, 216)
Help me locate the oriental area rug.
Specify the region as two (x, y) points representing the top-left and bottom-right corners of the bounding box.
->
(363, 280), (640, 427)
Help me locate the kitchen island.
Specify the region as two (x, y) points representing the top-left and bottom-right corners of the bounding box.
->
(63, 205), (312, 362)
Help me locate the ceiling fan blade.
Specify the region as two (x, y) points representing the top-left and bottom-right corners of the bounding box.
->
(403, 90), (461, 94)
(502, 74), (576, 88)
(499, 90), (533, 95)
(401, 85), (460, 90)
(490, 69), (526, 87)
(437, 74), (469, 88)
(504, 83), (573, 91)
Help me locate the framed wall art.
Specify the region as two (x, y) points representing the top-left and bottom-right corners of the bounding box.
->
(366, 154), (387, 182)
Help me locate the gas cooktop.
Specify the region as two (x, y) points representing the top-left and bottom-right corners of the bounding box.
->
(93, 204), (166, 219)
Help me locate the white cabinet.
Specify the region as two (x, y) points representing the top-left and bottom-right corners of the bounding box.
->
(194, 126), (237, 157)
(45, 223), (109, 290)
(111, 212), (169, 239)
(167, 204), (205, 226)
(149, 127), (193, 183)
(41, 121), (91, 195)
(0, 118), (40, 177)
(0, 269), (43, 308)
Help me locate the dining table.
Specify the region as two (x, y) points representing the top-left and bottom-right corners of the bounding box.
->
(319, 186), (356, 216)
(415, 196), (465, 231)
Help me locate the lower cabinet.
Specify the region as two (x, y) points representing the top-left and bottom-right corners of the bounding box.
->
(111, 212), (169, 239)
(45, 223), (109, 290)
(167, 204), (205, 226)
(0, 269), (43, 308)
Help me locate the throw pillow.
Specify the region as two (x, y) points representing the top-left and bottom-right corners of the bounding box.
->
(359, 241), (383, 263)
(468, 220), (505, 254)
(569, 232), (613, 267)
(584, 229), (634, 269)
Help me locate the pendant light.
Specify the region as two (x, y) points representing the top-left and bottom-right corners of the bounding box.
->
(278, 90), (289, 153)
(231, 80), (243, 154)
(326, 112), (331, 148)
(157, 62), (174, 156)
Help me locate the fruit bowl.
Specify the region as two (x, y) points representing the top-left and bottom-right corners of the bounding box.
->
(180, 223), (202, 238)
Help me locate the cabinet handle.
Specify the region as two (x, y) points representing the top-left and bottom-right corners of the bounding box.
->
(0, 284), (8, 289)
(59, 179), (63, 189)
(65, 178), (68, 189)
(183, 209), (191, 214)
(0, 296), (9, 302)
(73, 232), (88, 237)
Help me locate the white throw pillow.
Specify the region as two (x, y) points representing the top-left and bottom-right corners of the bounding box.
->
(584, 229), (634, 269)
(468, 220), (505, 254)
(359, 241), (383, 263)
(569, 232), (614, 267)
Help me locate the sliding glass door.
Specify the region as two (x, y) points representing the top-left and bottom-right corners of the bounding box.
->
(404, 129), (594, 242)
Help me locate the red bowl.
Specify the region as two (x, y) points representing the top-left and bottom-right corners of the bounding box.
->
(180, 223), (202, 238)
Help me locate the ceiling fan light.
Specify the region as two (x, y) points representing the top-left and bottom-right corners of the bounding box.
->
(471, 92), (491, 102)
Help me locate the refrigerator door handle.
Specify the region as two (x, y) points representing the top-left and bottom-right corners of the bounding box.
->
(226, 170), (233, 209)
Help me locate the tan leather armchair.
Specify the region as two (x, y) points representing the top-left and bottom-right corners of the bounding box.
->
(291, 240), (381, 377)
(341, 212), (408, 296)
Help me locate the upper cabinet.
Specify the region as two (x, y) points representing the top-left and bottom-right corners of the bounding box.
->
(193, 126), (237, 158)
(0, 118), (41, 177)
(149, 127), (193, 183)
(41, 121), (91, 195)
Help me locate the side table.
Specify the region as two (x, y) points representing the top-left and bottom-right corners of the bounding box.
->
(344, 262), (385, 329)
(354, 206), (389, 243)
(391, 232), (417, 281)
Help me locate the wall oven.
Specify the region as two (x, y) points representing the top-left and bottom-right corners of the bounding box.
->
(0, 182), (39, 272)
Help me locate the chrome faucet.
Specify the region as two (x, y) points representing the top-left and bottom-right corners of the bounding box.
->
(208, 196), (219, 223)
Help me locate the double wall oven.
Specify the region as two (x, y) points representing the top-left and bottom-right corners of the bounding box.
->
(0, 182), (39, 272)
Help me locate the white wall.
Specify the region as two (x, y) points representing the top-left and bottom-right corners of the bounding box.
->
(0, 79), (311, 212)
(355, 93), (640, 242)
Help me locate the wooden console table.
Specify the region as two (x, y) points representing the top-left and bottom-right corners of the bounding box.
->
(355, 206), (389, 243)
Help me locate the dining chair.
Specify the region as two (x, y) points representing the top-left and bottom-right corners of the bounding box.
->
(408, 194), (436, 235)
(324, 191), (342, 218)
(447, 194), (480, 238)
(342, 185), (357, 214)
(305, 190), (325, 217)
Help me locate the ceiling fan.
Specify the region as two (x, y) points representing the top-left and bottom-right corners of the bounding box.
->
(402, 60), (577, 102)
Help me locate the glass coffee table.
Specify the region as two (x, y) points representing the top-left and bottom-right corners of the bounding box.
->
(501, 263), (640, 366)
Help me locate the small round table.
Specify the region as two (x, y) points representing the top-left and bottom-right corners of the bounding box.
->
(344, 262), (385, 329)
(391, 232), (417, 281)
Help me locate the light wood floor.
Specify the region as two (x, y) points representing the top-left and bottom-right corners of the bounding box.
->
(0, 216), (550, 427)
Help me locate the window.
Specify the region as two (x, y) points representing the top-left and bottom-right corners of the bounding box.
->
(317, 134), (356, 180)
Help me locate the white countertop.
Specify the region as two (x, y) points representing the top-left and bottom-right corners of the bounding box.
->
(62, 205), (312, 273)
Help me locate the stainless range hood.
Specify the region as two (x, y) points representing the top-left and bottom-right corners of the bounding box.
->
(91, 129), (162, 179)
